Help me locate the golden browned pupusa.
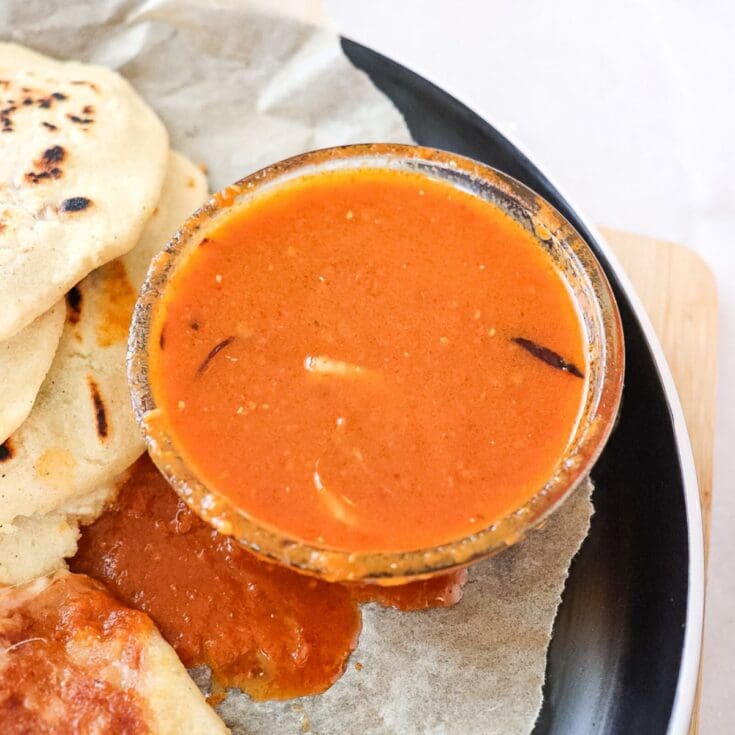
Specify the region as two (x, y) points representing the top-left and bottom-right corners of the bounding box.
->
(150, 168), (586, 552)
(0, 573), (152, 733)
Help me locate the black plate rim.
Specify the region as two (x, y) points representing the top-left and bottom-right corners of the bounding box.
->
(341, 38), (705, 735)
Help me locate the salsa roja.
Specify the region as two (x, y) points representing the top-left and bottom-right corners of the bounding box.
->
(149, 167), (586, 552)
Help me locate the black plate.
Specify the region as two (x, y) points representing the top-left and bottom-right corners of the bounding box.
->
(342, 39), (700, 734)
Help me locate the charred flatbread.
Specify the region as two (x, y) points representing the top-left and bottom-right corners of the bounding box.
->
(0, 151), (207, 529)
(0, 43), (169, 341)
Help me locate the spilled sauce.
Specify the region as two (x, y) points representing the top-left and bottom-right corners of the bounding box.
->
(71, 457), (466, 701)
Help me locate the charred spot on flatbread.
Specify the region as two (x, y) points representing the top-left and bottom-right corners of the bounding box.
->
(86, 377), (108, 441)
(26, 145), (66, 184)
(67, 113), (94, 125)
(0, 438), (13, 462)
(59, 197), (92, 213)
(1, 103), (16, 133)
(65, 286), (82, 324)
(26, 168), (61, 183)
(42, 145), (65, 165)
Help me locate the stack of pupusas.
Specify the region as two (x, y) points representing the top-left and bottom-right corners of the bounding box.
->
(0, 44), (227, 731)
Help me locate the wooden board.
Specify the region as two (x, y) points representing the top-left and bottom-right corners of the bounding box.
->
(600, 228), (717, 735)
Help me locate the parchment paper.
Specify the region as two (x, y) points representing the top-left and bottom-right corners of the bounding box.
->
(1, 2), (594, 732)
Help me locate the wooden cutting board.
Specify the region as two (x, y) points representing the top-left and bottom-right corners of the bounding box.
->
(600, 228), (717, 735)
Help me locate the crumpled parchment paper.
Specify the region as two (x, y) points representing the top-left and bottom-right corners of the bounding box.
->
(1, 2), (594, 732)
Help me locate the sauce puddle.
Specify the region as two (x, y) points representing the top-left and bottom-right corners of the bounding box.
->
(71, 457), (466, 701)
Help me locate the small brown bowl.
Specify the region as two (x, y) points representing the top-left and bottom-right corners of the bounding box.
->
(128, 143), (624, 583)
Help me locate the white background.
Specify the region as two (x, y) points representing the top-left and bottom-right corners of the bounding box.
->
(324, 1), (733, 731)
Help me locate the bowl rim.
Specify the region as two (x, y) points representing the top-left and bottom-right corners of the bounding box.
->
(127, 142), (625, 582)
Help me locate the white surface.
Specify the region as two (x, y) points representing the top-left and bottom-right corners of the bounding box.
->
(325, 1), (733, 731)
